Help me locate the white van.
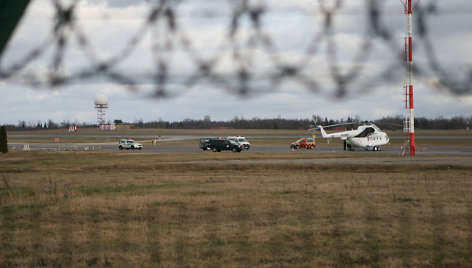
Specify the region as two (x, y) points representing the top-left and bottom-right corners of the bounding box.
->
(227, 136), (250, 150)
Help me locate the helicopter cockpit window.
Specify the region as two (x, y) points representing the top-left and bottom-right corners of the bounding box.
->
(355, 127), (375, 137)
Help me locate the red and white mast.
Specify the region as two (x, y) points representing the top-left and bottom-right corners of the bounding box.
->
(403, 0), (416, 156)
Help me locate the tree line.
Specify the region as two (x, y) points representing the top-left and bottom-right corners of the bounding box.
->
(3, 115), (471, 131)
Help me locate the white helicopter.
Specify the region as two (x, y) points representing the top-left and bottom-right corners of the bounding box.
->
(309, 118), (390, 151)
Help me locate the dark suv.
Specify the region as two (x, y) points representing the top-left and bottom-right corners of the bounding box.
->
(207, 139), (242, 152)
(200, 138), (215, 150)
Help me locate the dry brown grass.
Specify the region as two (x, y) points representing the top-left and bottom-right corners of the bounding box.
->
(1, 151), (472, 267)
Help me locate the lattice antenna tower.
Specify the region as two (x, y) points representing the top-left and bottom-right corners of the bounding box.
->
(94, 94), (108, 126)
(402, 0), (419, 156)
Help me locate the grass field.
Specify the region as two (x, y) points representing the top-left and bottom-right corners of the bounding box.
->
(1, 151), (472, 267)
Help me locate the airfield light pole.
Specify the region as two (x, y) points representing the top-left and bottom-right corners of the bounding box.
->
(403, 0), (417, 156)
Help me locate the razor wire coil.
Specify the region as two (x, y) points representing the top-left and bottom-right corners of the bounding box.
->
(0, 0), (471, 98)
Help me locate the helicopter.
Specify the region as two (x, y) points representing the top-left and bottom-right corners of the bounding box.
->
(318, 123), (389, 151)
(308, 116), (390, 151)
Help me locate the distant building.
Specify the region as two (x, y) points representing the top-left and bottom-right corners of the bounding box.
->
(115, 124), (134, 129)
(99, 124), (116, 131)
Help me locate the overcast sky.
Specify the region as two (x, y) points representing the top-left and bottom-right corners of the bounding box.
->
(1, 0), (471, 125)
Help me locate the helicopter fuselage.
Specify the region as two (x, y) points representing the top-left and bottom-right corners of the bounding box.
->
(317, 124), (390, 151)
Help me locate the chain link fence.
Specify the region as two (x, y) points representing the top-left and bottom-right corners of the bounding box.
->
(0, 0), (471, 98)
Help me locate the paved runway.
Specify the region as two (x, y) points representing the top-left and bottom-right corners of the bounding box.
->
(8, 131), (472, 156)
(114, 144), (472, 155)
(9, 134), (472, 140)
(9, 142), (472, 156)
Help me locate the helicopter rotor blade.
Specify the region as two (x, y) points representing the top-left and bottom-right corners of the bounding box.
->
(374, 122), (402, 132)
(319, 122), (355, 129)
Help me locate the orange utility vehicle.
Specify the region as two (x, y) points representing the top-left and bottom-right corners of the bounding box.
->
(290, 137), (316, 150)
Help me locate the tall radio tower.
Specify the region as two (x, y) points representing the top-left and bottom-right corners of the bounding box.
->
(402, 0), (418, 156)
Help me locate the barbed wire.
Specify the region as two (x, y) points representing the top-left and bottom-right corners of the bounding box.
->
(0, 0), (471, 98)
